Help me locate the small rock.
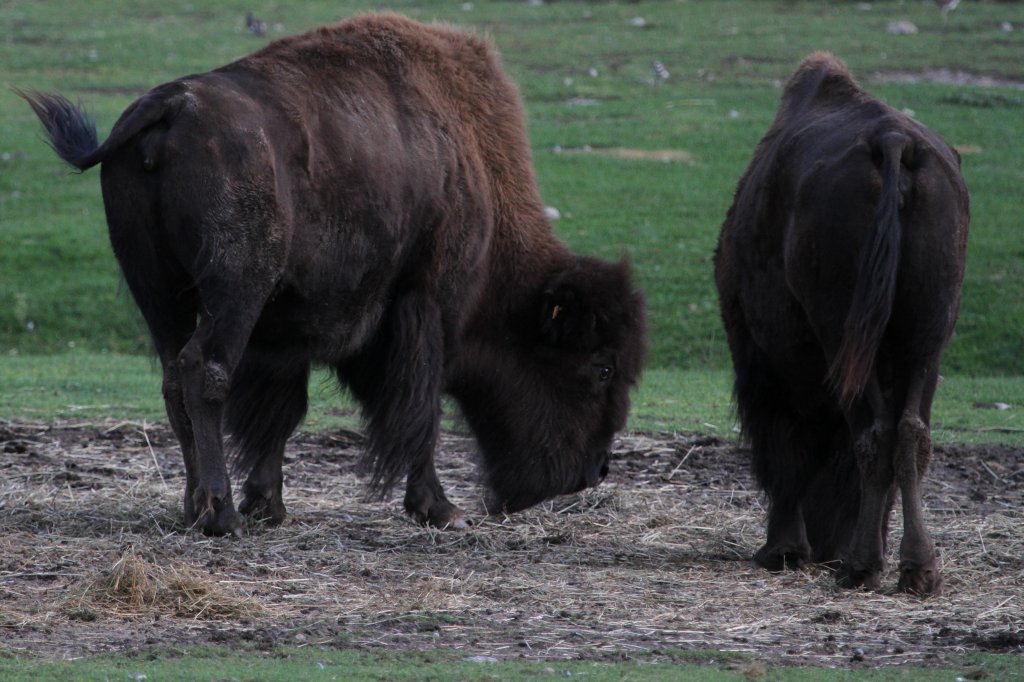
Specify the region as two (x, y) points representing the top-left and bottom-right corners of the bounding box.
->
(974, 402), (1012, 410)
(887, 21), (918, 35)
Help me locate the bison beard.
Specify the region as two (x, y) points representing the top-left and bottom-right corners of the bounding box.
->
(714, 52), (969, 595)
(19, 13), (647, 536)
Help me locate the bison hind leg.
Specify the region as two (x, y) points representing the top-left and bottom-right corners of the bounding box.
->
(226, 349), (311, 525)
(894, 409), (943, 596)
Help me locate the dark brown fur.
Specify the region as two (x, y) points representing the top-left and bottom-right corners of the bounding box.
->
(714, 53), (969, 595)
(19, 14), (647, 535)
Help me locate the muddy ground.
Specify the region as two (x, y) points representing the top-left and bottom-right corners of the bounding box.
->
(0, 420), (1021, 668)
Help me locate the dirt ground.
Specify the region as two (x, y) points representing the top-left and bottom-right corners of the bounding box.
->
(1, 419), (1021, 668)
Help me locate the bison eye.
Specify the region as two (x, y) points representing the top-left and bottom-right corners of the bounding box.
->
(597, 365), (614, 383)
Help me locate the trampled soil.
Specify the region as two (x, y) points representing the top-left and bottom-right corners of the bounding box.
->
(1, 420), (1021, 667)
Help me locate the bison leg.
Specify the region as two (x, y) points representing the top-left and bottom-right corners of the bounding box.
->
(342, 290), (464, 527)
(175, 337), (243, 536)
(158, 333), (243, 536)
(133, 295), (208, 536)
(173, 298), (272, 536)
(894, 367), (943, 596)
(837, 380), (894, 591)
(730, 340), (816, 570)
(756, 500), (810, 571)
(404, 457), (468, 529)
(226, 349), (311, 526)
(160, 357), (202, 530)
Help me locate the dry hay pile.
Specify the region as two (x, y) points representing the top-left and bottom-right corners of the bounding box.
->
(0, 419), (1021, 666)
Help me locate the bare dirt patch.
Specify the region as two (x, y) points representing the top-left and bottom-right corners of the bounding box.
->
(555, 145), (695, 164)
(870, 69), (1024, 90)
(1, 420), (1021, 666)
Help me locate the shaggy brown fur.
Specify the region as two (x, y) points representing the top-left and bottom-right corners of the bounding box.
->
(714, 53), (969, 595)
(19, 13), (647, 536)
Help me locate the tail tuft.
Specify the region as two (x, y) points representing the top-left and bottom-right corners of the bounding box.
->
(14, 88), (100, 171)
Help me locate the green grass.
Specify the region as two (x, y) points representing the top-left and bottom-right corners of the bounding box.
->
(0, 647), (1020, 682)
(2, 0), (1023, 373)
(2, 351), (1021, 446)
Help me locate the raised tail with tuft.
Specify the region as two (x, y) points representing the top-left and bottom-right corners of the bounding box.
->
(17, 85), (179, 173)
(14, 89), (101, 171)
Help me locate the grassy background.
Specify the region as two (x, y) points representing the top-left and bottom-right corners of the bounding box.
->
(0, 647), (1020, 682)
(1, 0), (1021, 446)
(2, 0), (1023, 373)
(1, 352), (1021, 444)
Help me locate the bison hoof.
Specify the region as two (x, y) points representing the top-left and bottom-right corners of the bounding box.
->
(836, 564), (883, 591)
(185, 489), (244, 537)
(897, 561), (943, 597)
(754, 542), (810, 572)
(406, 497), (469, 529)
(239, 488), (287, 526)
(194, 507), (244, 537)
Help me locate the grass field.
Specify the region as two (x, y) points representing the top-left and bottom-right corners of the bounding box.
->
(1, 0), (1023, 678)
(0, 647), (1020, 681)
(2, 0), (1023, 373)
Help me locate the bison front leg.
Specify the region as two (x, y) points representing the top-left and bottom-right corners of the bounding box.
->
(756, 500), (811, 571)
(404, 457), (468, 529)
(345, 290), (465, 528)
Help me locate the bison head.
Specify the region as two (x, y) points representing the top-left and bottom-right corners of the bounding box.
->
(451, 256), (647, 514)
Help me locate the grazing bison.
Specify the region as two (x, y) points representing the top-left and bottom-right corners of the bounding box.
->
(714, 53), (969, 595)
(20, 13), (646, 536)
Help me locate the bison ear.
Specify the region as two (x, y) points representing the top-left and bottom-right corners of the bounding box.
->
(538, 284), (599, 352)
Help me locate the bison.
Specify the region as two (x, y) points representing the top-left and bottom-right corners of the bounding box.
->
(20, 13), (647, 536)
(714, 53), (969, 595)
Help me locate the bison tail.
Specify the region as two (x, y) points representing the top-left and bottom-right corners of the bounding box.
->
(14, 89), (102, 171)
(18, 86), (178, 173)
(827, 131), (908, 408)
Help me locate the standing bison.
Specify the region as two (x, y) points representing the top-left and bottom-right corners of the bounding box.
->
(714, 53), (969, 595)
(20, 13), (647, 536)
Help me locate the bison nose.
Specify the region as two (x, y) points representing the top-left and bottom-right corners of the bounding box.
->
(568, 451), (612, 494)
(583, 452), (610, 489)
